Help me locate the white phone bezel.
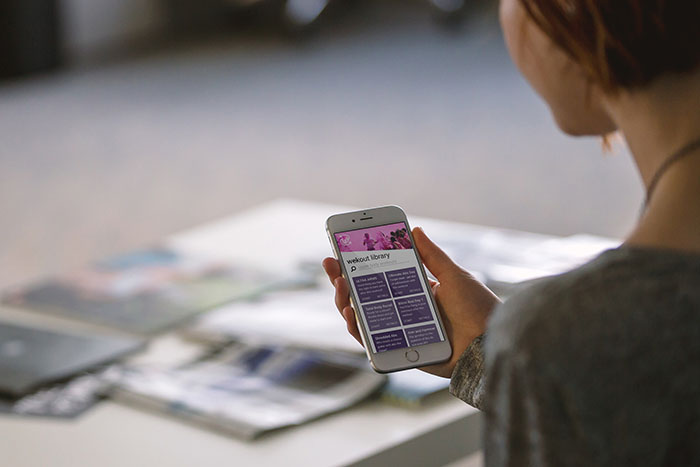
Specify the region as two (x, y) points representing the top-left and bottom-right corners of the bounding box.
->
(326, 205), (452, 373)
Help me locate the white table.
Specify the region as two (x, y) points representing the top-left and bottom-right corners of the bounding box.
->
(1, 200), (486, 467)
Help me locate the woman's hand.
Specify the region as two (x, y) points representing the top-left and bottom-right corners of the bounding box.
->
(322, 227), (501, 378)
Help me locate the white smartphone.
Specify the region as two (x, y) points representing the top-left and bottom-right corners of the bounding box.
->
(326, 205), (452, 373)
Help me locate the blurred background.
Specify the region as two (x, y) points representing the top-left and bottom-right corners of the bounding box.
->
(1, 2), (647, 465)
(0, 0), (642, 289)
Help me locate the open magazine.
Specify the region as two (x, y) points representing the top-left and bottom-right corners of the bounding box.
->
(434, 232), (619, 292)
(2, 247), (308, 335)
(110, 342), (386, 439)
(185, 283), (363, 354)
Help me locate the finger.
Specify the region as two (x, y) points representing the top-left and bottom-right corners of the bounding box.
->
(412, 227), (459, 280)
(334, 277), (351, 314)
(428, 278), (440, 295)
(342, 306), (363, 346)
(322, 257), (341, 285)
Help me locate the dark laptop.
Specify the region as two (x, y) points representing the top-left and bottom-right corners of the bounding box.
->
(0, 321), (144, 397)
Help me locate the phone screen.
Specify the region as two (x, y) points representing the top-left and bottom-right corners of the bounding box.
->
(334, 222), (446, 354)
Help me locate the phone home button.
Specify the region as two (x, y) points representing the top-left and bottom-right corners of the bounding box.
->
(405, 350), (420, 362)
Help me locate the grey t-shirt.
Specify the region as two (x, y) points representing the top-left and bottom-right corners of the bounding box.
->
(449, 246), (700, 466)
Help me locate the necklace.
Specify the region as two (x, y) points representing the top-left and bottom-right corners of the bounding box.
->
(643, 136), (700, 211)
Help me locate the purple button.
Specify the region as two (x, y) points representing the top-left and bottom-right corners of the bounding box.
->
(405, 324), (441, 347)
(353, 273), (391, 303)
(362, 300), (400, 331)
(385, 267), (423, 297)
(372, 329), (408, 352)
(395, 295), (433, 325)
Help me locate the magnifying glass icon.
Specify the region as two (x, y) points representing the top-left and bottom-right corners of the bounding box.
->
(350, 266), (357, 272)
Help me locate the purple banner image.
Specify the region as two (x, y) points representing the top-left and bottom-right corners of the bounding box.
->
(372, 329), (408, 352)
(362, 300), (400, 331)
(405, 324), (441, 347)
(386, 267), (423, 297)
(395, 295), (433, 325)
(335, 222), (412, 253)
(353, 273), (391, 303)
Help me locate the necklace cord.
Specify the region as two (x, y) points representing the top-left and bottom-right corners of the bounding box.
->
(643, 136), (700, 211)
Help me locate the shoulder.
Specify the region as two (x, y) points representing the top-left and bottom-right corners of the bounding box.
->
(485, 250), (613, 355)
(485, 246), (700, 366)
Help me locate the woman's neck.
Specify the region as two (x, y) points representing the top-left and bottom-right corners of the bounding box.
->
(605, 69), (700, 252)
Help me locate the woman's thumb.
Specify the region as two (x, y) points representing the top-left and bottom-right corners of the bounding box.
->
(412, 227), (458, 280)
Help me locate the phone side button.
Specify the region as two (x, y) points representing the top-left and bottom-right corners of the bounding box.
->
(405, 350), (419, 362)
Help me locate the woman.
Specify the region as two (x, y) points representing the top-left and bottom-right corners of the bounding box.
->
(323, 0), (700, 464)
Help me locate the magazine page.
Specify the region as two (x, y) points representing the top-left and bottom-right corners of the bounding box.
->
(112, 342), (386, 439)
(2, 247), (307, 335)
(185, 281), (363, 354)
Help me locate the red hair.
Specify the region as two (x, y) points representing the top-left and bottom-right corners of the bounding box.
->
(519, 0), (700, 91)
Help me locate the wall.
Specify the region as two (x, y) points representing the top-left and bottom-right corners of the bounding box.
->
(61, 0), (165, 62)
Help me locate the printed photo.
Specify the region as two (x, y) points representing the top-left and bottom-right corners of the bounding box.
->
(335, 223), (413, 252)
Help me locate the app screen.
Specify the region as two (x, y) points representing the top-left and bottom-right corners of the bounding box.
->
(335, 223), (445, 353)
